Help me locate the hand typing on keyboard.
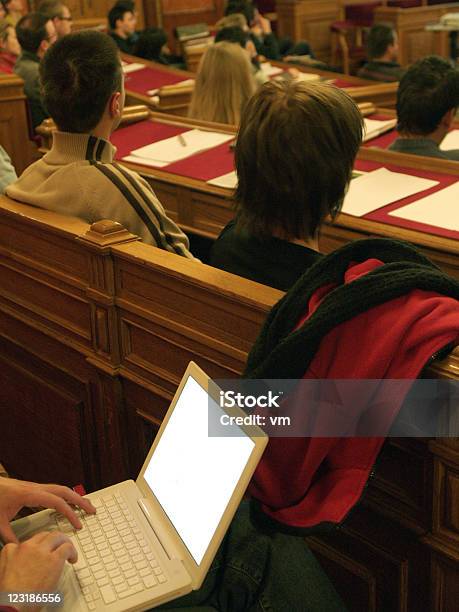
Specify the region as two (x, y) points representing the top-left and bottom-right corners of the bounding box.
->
(61, 492), (168, 609)
(0, 476), (96, 545)
(0, 530), (78, 611)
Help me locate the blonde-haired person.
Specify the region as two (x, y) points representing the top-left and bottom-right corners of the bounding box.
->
(188, 41), (256, 125)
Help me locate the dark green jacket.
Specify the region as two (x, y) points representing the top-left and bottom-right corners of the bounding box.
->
(14, 50), (48, 129)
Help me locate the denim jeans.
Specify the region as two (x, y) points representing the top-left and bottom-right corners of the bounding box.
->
(158, 501), (347, 612)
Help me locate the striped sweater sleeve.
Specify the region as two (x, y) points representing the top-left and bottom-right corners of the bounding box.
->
(89, 161), (196, 259)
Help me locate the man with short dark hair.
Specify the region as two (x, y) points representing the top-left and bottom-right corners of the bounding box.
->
(108, 2), (137, 54)
(7, 30), (194, 256)
(14, 12), (56, 128)
(37, 0), (72, 38)
(357, 24), (404, 82)
(389, 55), (459, 160)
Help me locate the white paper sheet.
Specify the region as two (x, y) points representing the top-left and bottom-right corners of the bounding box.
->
(341, 167), (439, 217)
(122, 63), (146, 74)
(207, 171), (238, 189)
(122, 155), (169, 168)
(389, 180), (459, 231)
(147, 78), (195, 96)
(292, 71), (321, 82)
(363, 117), (397, 142)
(440, 129), (459, 151)
(129, 129), (235, 164)
(261, 62), (285, 77)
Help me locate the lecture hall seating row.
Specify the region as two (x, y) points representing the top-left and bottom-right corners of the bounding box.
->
(0, 192), (458, 611)
(38, 108), (459, 279)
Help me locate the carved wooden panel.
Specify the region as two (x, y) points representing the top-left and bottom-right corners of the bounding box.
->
(365, 438), (433, 532)
(0, 75), (35, 173)
(308, 506), (430, 611)
(431, 552), (459, 612)
(277, 0), (340, 62)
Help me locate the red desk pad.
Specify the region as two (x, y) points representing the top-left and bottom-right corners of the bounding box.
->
(112, 119), (235, 181)
(332, 79), (365, 89)
(353, 159), (459, 240)
(124, 66), (191, 95)
(113, 120), (458, 240)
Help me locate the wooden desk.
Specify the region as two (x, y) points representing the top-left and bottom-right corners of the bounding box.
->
(0, 74), (36, 174)
(122, 54), (195, 116)
(273, 61), (398, 106)
(374, 2), (459, 64)
(38, 109), (459, 277)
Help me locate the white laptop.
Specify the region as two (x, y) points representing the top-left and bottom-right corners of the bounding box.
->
(11, 362), (268, 611)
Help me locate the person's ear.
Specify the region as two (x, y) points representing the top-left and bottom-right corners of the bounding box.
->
(108, 91), (122, 119)
(442, 108), (455, 129)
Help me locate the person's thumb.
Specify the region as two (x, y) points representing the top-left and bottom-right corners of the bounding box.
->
(0, 520), (19, 545)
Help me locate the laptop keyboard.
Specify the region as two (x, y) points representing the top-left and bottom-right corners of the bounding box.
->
(54, 492), (168, 609)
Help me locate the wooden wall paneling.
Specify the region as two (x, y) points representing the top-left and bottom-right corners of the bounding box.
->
(1, 192), (459, 609)
(154, 0), (225, 52)
(0, 75), (35, 174)
(276, 0), (340, 63)
(308, 505), (431, 611)
(374, 4), (457, 66)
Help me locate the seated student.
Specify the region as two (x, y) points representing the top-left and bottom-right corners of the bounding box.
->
(1, 0), (23, 27)
(108, 1), (138, 55)
(225, 0), (313, 61)
(134, 27), (183, 68)
(37, 0), (73, 39)
(357, 24), (405, 83)
(14, 13), (57, 129)
(0, 145), (16, 193)
(7, 30), (194, 258)
(214, 25), (267, 86)
(188, 41), (256, 125)
(389, 55), (459, 161)
(0, 475), (346, 612)
(210, 80), (363, 291)
(0, 19), (20, 73)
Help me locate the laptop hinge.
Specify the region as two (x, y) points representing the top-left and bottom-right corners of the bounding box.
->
(137, 497), (175, 560)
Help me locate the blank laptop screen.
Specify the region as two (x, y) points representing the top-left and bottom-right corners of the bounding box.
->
(143, 375), (255, 565)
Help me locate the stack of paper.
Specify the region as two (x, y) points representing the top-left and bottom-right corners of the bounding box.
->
(389, 181), (459, 231)
(440, 130), (459, 151)
(207, 171), (238, 189)
(123, 129), (234, 167)
(122, 63), (146, 74)
(292, 71), (321, 83)
(363, 117), (397, 142)
(147, 79), (195, 96)
(261, 62), (285, 77)
(341, 167), (439, 217)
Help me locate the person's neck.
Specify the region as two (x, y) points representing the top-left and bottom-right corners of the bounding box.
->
(374, 52), (394, 64)
(399, 127), (445, 146)
(115, 28), (128, 39)
(90, 122), (113, 142)
(270, 228), (319, 251)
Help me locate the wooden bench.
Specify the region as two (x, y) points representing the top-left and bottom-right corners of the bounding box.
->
(0, 74), (37, 173)
(0, 195), (458, 610)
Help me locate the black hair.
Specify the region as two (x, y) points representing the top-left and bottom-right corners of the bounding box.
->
(225, 0), (255, 25)
(134, 27), (167, 60)
(108, 3), (131, 30)
(16, 12), (50, 54)
(215, 26), (249, 48)
(396, 55), (459, 135)
(366, 24), (395, 60)
(40, 30), (122, 132)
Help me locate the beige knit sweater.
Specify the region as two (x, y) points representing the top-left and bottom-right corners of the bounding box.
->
(7, 132), (194, 259)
